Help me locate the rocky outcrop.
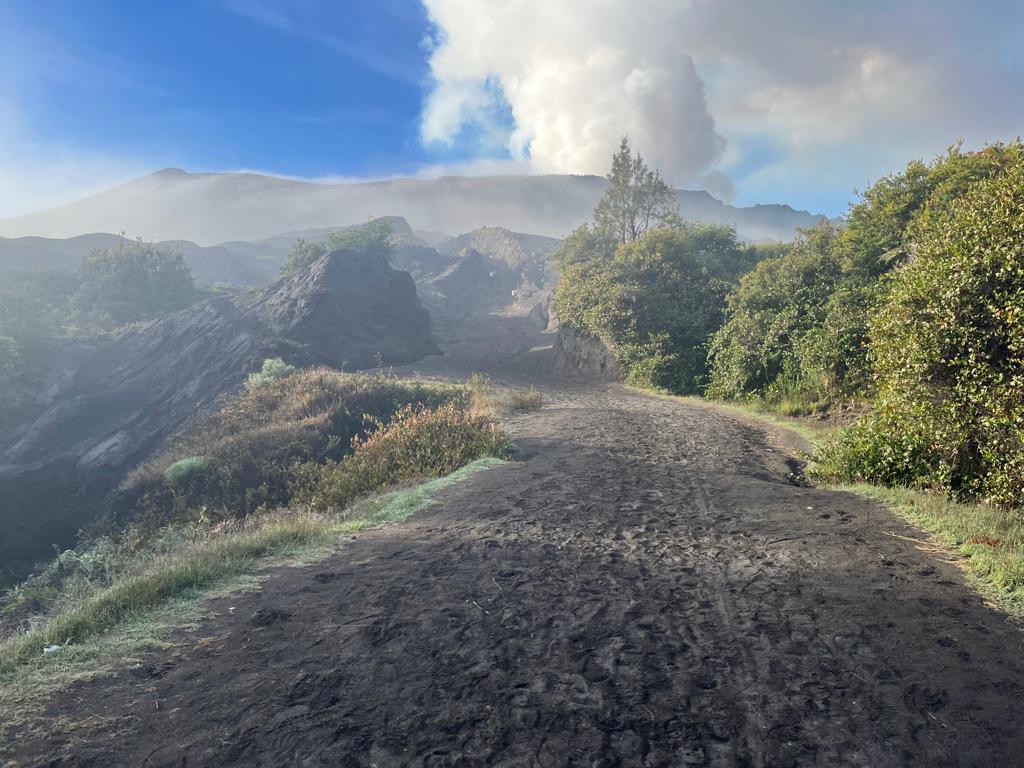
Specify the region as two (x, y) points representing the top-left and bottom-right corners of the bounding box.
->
(0, 250), (436, 581)
(552, 327), (622, 382)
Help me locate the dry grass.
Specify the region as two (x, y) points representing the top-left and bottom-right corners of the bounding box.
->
(505, 385), (543, 413)
(0, 459), (505, 728)
(468, 373), (543, 415)
(121, 368), (468, 527)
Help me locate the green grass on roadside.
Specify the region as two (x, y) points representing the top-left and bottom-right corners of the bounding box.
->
(0, 458), (504, 728)
(682, 394), (1024, 623)
(691, 396), (836, 450)
(635, 387), (837, 451)
(835, 483), (1024, 621)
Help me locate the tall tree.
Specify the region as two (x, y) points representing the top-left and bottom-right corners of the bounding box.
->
(593, 136), (678, 244)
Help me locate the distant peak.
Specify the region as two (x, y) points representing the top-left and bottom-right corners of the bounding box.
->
(152, 167), (189, 178)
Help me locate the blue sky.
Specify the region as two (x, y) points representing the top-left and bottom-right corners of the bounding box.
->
(1, 0), (1022, 219)
(0, 0), (457, 178)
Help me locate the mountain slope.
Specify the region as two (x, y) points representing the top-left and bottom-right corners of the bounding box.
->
(0, 169), (826, 245)
(0, 250), (436, 580)
(0, 232), (281, 286)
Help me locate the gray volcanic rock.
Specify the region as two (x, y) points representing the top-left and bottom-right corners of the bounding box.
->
(0, 250), (436, 580)
(552, 327), (622, 382)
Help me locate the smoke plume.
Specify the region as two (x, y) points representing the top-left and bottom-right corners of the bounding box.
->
(421, 0), (726, 187)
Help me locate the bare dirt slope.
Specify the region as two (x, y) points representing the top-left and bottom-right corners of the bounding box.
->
(8, 384), (1024, 767)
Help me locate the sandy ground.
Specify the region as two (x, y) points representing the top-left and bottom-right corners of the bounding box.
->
(7, 383), (1024, 767)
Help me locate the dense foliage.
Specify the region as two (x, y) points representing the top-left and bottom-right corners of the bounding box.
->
(280, 219), (394, 275)
(562, 140), (1024, 507)
(555, 223), (756, 392)
(708, 142), (1024, 411)
(75, 240), (198, 326)
(818, 160), (1024, 506)
(706, 225), (844, 405)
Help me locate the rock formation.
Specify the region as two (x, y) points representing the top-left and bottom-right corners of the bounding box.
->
(0, 250), (436, 580)
(552, 327), (622, 382)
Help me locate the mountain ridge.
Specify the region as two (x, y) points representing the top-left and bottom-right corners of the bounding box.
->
(0, 170), (827, 245)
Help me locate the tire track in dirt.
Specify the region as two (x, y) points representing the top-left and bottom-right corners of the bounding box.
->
(8, 384), (1024, 767)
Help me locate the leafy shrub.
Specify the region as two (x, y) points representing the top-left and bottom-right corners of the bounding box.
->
(708, 142), (1024, 411)
(245, 357), (296, 390)
(555, 224), (748, 393)
(818, 158), (1024, 506)
(163, 456), (219, 513)
(164, 456), (213, 487)
(707, 224), (842, 402)
(280, 220), (395, 276)
(301, 403), (510, 509)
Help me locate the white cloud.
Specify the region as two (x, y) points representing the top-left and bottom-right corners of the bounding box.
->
(421, 0), (1024, 213)
(420, 0), (726, 187)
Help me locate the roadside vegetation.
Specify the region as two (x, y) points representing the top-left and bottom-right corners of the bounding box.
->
(554, 138), (772, 393)
(0, 459), (503, 727)
(0, 367), (512, 685)
(279, 219), (395, 276)
(467, 373), (544, 415)
(560, 136), (1024, 613)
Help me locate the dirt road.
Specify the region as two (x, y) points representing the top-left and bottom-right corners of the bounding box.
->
(9, 384), (1024, 767)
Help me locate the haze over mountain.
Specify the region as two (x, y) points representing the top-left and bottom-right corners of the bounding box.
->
(0, 169), (826, 246)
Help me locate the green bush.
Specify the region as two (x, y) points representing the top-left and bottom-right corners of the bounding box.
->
(280, 220), (395, 276)
(75, 239), (198, 326)
(819, 158), (1024, 506)
(706, 224), (843, 402)
(245, 357), (296, 390)
(555, 223), (747, 393)
(707, 142), (1024, 411)
(301, 403), (511, 509)
(164, 455), (211, 484)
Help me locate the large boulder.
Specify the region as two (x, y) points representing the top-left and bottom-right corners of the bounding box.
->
(552, 327), (622, 382)
(0, 250), (436, 580)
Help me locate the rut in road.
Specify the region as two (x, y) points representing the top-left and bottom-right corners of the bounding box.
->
(10, 384), (1024, 767)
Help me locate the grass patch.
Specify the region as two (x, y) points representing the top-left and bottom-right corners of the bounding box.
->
(703, 398), (837, 450)
(468, 373), (543, 415)
(0, 458), (504, 727)
(636, 388), (836, 451)
(0, 518), (324, 669)
(505, 385), (543, 413)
